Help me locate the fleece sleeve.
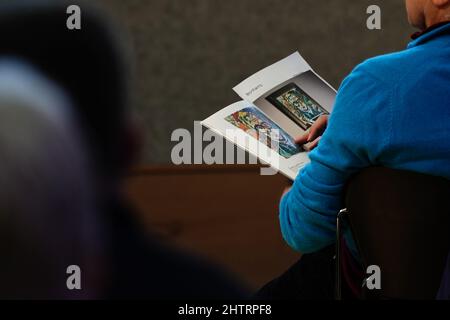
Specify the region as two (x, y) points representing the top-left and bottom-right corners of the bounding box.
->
(279, 65), (394, 254)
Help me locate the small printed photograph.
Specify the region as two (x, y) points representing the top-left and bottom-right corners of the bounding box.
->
(225, 106), (301, 159)
(266, 83), (329, 130)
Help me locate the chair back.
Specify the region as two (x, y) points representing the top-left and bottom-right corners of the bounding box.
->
(345, 167), (450, 299)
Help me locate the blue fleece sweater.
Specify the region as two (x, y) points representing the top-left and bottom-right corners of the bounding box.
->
(280, 23), (450, 255)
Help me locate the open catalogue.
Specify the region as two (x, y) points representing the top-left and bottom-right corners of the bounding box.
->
(201, 52), (337, 180)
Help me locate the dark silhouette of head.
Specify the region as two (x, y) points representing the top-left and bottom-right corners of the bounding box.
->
(0, 0), (135, 183)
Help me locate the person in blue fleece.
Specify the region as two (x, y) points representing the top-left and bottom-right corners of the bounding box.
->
(257, 0), (450, 299)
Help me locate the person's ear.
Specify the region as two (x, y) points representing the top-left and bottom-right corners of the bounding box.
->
(432, 0), (450, 8)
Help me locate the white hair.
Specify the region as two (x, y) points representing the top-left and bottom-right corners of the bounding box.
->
(0, 59), (100, 299)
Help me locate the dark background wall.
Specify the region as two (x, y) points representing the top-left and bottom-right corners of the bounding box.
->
(96, 0), (414, 164)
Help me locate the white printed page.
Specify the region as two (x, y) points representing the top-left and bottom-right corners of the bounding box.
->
(233, 52), (311, 103)
(234, 52), (337, 139)
(253, 70), (337, 139)
(201, 101), (310, 180)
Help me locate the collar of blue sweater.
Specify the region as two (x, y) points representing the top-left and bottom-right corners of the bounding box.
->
(408, 21), (450, 48)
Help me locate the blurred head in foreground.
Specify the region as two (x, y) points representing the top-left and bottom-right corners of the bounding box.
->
(0, 0), (138, 299)
(0, 0), (136, 192)
(0, 0), (245, 299)
(0, 59), (101, 299)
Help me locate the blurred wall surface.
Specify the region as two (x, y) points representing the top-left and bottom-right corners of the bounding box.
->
(96, 0), (413, 163)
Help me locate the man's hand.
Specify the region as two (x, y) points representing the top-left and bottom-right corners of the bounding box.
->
(282, 116), (329, 202)
(280, 186), (292, 204)
(295, 115), (329, 151)
(282, 186), (291, 197)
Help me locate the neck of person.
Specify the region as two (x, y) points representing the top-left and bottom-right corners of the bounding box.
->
(425, 9), (450, 28)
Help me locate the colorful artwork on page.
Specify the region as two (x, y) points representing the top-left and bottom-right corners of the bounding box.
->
(225, 106), (301, 159)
